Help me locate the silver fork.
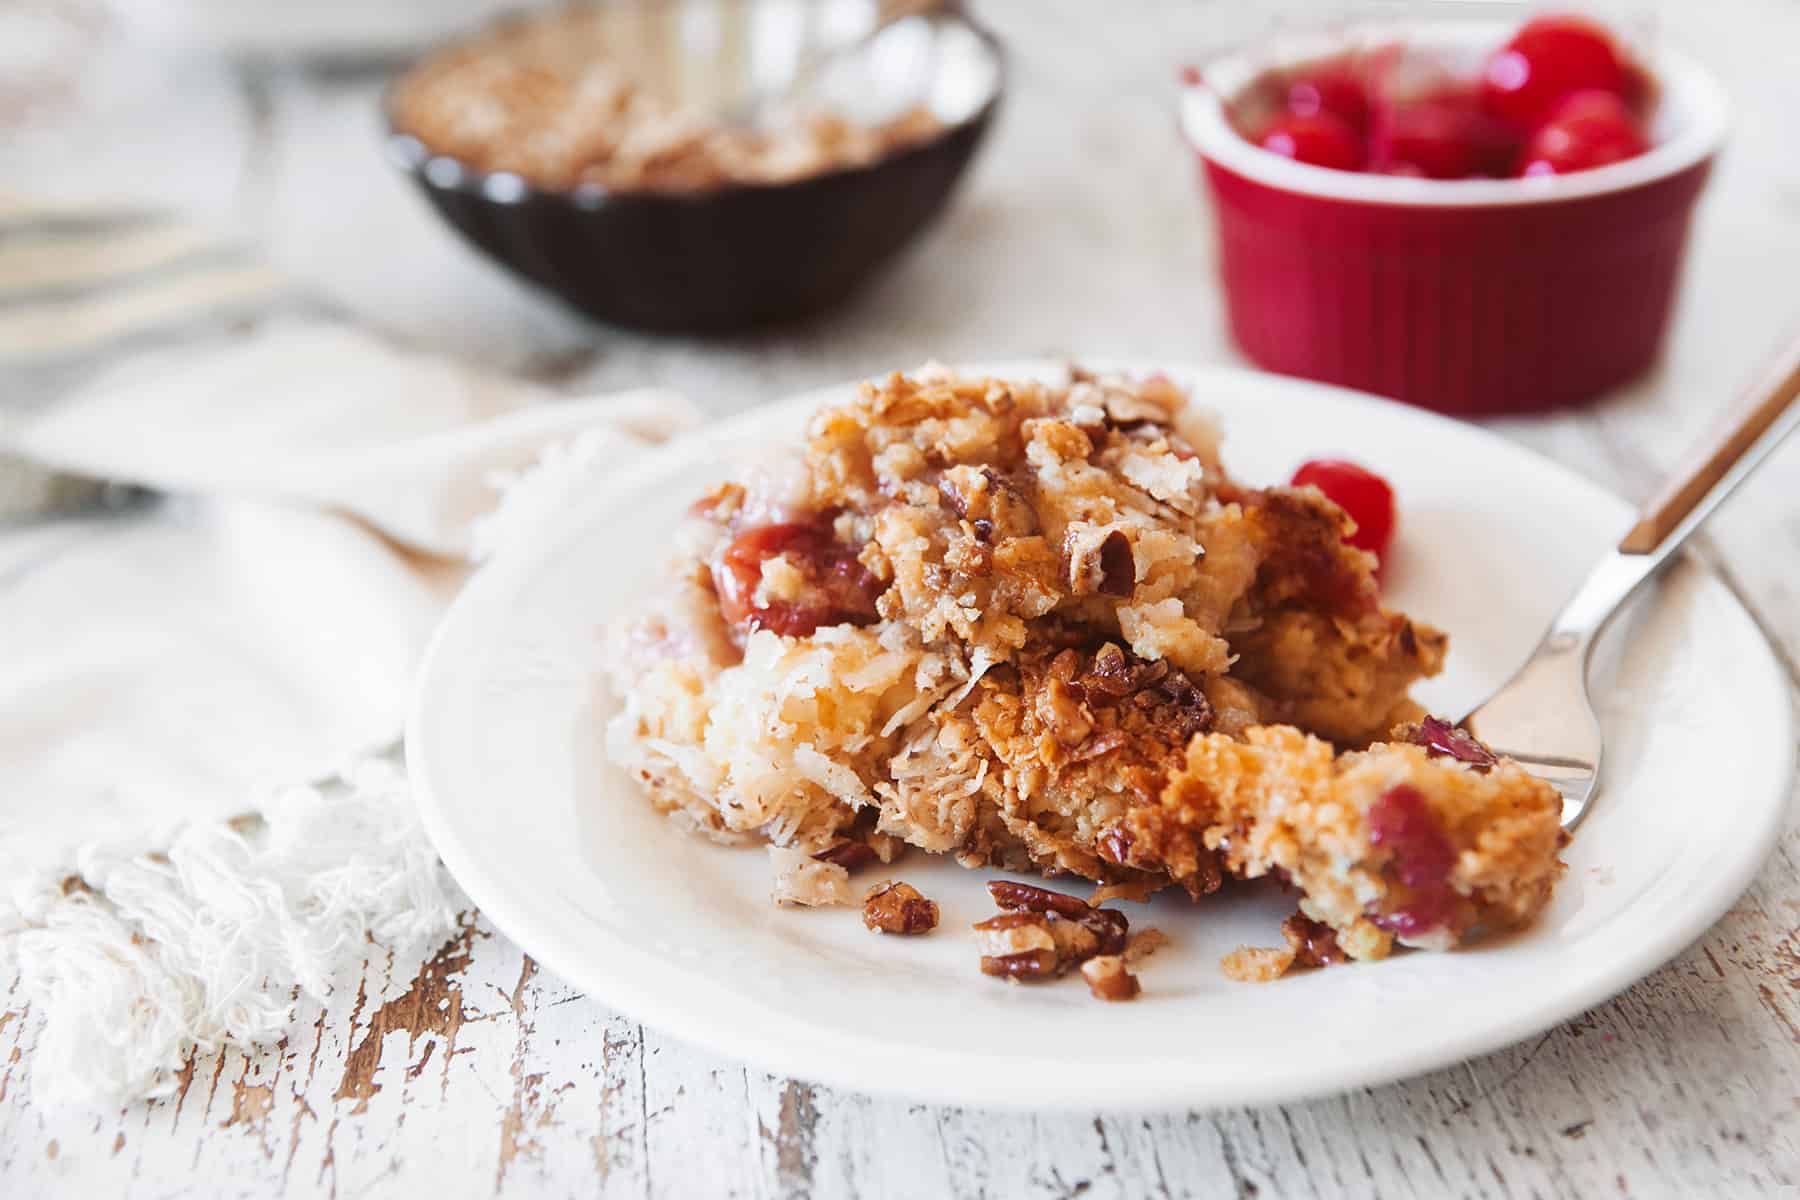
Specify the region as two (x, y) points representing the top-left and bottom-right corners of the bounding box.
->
(1461, 335), (1800, 831)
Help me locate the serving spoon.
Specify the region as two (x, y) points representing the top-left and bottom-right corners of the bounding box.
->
(1461, 333), (1800, 830)
(717, 0), (950, 130)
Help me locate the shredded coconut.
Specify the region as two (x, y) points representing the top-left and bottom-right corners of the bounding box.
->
(767, 847), (853, 907)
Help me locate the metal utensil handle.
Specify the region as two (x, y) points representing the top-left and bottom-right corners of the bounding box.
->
(1617, 333), (1800, 561)
(1537, 331), (1800, 649)
(727, 0), (949, 126)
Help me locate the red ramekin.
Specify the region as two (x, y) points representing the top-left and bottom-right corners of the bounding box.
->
(1181, 22), (1729, 417)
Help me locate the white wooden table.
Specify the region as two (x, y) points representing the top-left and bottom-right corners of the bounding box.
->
(5, 1), (1800, 1194)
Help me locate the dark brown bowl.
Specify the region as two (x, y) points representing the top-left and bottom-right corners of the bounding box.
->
(384, 5), (1003, 334)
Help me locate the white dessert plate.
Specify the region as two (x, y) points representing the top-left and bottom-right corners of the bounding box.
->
(408, 363), (1793, 1111)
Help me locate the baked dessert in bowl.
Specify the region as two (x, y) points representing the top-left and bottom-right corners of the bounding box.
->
(1181, 17), (1726, 416)
(385, 1), (1002, 332)
(604, 366), (1568, 983)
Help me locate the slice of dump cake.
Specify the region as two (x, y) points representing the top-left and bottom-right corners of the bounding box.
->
(604, 366), (1565, 963)
(1150, 720), (1567, 969)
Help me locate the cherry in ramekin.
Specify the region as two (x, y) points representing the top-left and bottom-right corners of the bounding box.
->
(1182, 21), (1727, 417)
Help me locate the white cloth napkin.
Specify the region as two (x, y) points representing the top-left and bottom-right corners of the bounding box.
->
(0, 207), (697, 1106)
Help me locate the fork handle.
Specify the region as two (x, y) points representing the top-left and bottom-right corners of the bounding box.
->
(1617, 333), (1800, 557)
(1533, 331), (1800, 651)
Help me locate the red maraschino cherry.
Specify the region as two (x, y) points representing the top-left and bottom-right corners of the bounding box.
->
(1370, 91), (1521, 179)
(1291, 458), (1396, 560)
(1481, 15), (1629, 129)
(1237, 19), (1651, 183)
(1258, 111), (1365, 171)
(1518, 88), (1650, 176)
(1286, 67), (1373, 134)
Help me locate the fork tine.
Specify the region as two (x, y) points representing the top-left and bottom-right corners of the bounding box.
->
(1481, 749), (1598, 828)
(1458, 638), (1605, 832)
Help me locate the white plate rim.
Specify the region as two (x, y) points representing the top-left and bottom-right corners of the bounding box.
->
(408, 362), (1795, 1111)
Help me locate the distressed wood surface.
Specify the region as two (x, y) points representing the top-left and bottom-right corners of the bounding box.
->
(5, 1), (1800, 1195)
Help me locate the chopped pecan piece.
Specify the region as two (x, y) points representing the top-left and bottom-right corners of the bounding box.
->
(972, 909), (1103, 967)
(1069, 729), (1129, 763)
(980, 950), (1059, 980)
(814, 840), (878, 871)
(1177, 851), (1225, 899)
(989, 879), (1094, 921)
(1080, 955), (1141, 1001)
(1097, 822), (1136, 866)
(862, 881), (939, 935)
(972, 910), (1056, 956)
(1072, 643), (1213, 740)
(938, 466), (1039, 538)
(1222, 915), (1346, 983)
(973, 904), (1088, 982)
(1047, 917), (1102, 963)
(1148, 671), (1213, 739)
(1280, 912), (1347, 968)
(1083, 909), (1129, 957)
(1033, 665), (1094, 747)
(1081, 642), (1168, 696)
(937, 471), (973, 518)
(1065, 380), (1174, 430)
(986, 880), (1129, 957)
(1101, 390), (1171, 429)
(1063, 525), (1135, 598)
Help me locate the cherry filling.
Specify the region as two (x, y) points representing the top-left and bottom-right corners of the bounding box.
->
(1365, 784), (1459, 938)
(1405, 716), (1498, 772)
(710, 519), (882, 640)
